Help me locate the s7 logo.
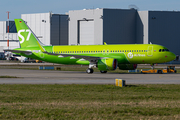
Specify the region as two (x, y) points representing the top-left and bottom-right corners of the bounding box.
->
(18, 29), (31, 44)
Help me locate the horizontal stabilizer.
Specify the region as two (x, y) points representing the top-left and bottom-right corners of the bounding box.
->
(4, 49), (32, 55)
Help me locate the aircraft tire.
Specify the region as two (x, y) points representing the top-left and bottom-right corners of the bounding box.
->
(157, 70), (162, 74)
(100, 71), (107, 73)
(86, 68), (94, 74)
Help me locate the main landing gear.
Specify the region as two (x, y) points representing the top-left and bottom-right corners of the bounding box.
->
(86, 61), (108, 74)
(86, 68), (108, 74)
(86, 68), (94, 74)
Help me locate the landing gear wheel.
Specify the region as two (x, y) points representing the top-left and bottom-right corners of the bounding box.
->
(157, 70), (162, 74)
(100, 71), (107, 73)
(86, 68), (94, 74)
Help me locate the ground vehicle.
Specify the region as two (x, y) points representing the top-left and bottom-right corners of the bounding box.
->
(9, 57), (19, 61)
(23, 58), (36, 63)
(35, 60), (43, 63)
(141, 66), (176, 74)
(141, 69), (163, 74)
(162, 66), (176, 73)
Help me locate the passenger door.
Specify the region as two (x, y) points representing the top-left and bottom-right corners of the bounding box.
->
(147, 46), (153, 56)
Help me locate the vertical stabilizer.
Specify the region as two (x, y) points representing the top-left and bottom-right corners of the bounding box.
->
(15, 19), (43, 48)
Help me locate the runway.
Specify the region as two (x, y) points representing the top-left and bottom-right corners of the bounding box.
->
(0, 68), (180, 84)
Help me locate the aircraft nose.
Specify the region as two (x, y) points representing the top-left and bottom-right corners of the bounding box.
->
(167, 52), (176, 61)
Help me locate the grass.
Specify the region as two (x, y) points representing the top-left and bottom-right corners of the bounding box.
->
(0, 84), (180, 119)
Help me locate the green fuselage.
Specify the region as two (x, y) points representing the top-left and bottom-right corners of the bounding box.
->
(15, 44), (176, 65)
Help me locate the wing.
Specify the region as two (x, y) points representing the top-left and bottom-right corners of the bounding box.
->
(43, 51), (100, 61)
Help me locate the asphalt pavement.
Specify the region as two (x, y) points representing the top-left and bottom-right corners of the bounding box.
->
(0, 68), (180, 84)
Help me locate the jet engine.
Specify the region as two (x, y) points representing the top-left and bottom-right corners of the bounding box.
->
(96, 58), (118, 71)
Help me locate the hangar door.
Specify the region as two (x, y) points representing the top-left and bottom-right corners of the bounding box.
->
(79, 20), (94, 45)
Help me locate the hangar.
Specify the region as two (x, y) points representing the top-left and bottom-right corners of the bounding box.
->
(0, 9), (180, 58)
(69, 8), (137, 45)
(0, 12), (68, 55)
(69, 9), (180, 56)
(21, 12), (68, 45)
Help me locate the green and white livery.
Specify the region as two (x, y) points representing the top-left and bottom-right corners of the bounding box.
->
(4, 19), (176, 73)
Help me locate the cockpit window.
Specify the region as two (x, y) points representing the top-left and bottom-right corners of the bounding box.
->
(159, 49), (169, 52)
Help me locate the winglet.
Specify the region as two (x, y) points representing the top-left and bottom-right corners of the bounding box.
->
(104, 42), (107, 45)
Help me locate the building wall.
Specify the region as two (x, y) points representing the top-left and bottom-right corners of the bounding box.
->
(21, 13), (51, 45)
(148, 11), (180, 55)
(0, 21), (19, 52)
(136, 12), (144, 44)
(137, 11), (149, 44)
(103, 9), (137, 44)
(59, 15), (69, 45)
(69, 9), (103, 45)
(51, 14), (69, 45)
(51, 15), (60, 45)
(0, 21), (18, 41)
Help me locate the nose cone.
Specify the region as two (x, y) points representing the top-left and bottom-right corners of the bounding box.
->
(167, 52), (176, 62)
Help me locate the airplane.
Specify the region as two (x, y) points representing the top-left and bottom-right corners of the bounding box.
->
(4, 19), (176, 74)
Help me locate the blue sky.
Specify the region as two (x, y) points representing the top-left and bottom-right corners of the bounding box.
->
(1, 0), (180, 21)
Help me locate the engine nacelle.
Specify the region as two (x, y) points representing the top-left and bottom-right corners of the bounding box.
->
(97, 58), (118, 71)
(118, 64), (137, 70)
